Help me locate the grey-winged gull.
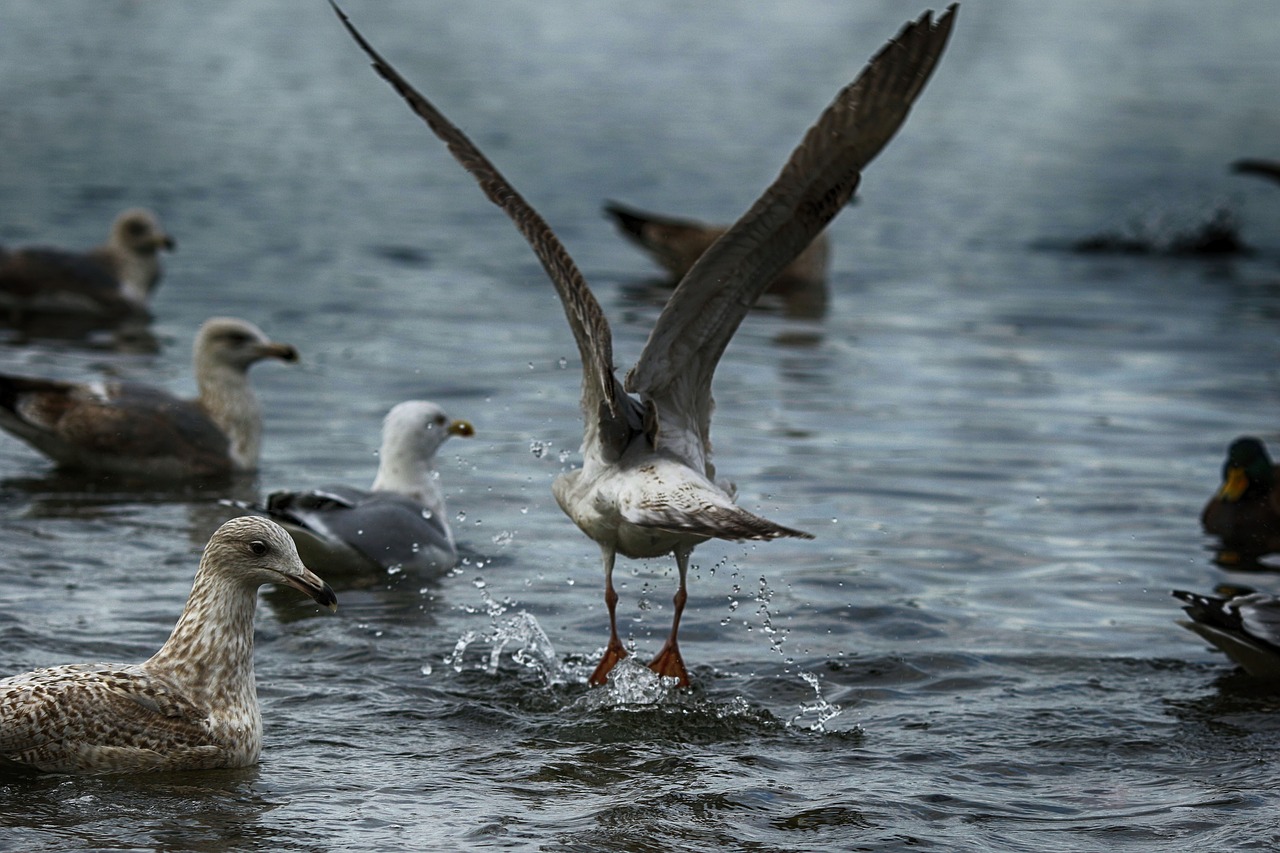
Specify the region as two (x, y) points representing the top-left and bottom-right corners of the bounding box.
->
(1173, 589), (1280, 678)
(235, 400), (474, 576)
(334, 3), (956, 686)
(0, 208), (175, 322)
(603, 200), (830, 295)
(0, 516), (337, 774)
(0, 316), (298, 479)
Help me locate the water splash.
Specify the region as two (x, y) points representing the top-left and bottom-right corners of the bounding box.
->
(755, 575), (790, 657)
(573, 657), (681, 710)
(443, 580), (567, 685)
(788, 671), (845, 733)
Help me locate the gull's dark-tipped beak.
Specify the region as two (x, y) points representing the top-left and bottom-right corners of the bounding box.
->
(260, 342), (300, 363)
(287, 567), (339, 612)
(448, 419), (475, 438)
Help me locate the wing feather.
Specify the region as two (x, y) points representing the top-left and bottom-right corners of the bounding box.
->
(331, 2), (636, 453)
(0, 665), (210, 756)
(627, 5), (957, 418)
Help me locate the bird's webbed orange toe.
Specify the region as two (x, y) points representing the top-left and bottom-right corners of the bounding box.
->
(648, 640), (690, 687)
(589, 637), (629, 686)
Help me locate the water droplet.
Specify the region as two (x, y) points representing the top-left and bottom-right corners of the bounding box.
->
(420, 663), (433, 676)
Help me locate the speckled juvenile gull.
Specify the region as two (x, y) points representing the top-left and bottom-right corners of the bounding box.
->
(0, 208), (175, 321)
(334, 3), (956, 686)
(0, 516), (337, 774)
(603, 200), (830, 294)
(1173, 589), (1280, 678)
(0, 316), (298, 479)
(236, 400), (474, 575)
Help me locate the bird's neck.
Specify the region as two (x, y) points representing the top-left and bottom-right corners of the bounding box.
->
(197, 365), (261, 470)
(371, 451), (445, 516)
(145, 566), (260, 709)
(97, 244), (161, 304)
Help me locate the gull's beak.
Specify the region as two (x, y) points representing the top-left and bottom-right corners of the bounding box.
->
(448, 419), (475, 438)
(286, 566), (339, 613)
(258, 342), (300, 364)
(157, 233), (176, 252)
(1218, 466), (1250, 503)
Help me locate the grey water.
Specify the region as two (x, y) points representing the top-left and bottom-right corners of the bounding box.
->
(1, 1), (1279, 850)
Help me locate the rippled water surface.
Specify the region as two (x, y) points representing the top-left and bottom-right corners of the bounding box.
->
(2, 1), (1280, 850)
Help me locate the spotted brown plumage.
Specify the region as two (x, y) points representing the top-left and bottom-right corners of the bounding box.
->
(333, 3), (956, 686)
(0, 517), (336, 774)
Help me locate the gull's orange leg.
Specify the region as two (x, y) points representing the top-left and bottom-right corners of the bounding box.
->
(589, 548), (628, 685)
(649, 546), (692, 687)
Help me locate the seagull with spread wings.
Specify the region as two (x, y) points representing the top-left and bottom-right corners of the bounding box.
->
(333, 3), (956, 686)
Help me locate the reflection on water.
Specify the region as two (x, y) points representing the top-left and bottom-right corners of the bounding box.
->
(0, 316), (161, 353)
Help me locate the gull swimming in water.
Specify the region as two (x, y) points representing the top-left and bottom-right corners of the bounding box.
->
(0, 316), (298, 479)
(334, 3), (956, 686)
(1173, 588), (1280, 678)
(0, 516), (337, 774)
(0, 208), (175, 322)
(232, 400), (475, 576)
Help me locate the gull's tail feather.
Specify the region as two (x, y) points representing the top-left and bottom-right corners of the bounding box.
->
(661, 505), (814, 543)
(603, 201), (704, 245)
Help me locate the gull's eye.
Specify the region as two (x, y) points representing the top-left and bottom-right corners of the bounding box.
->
(433, 414), (447, 427)
(248, 540), (268, 556)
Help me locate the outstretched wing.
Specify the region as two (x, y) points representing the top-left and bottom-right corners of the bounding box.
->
(332, 3), (640, 459)
(626, 6), (957, 430)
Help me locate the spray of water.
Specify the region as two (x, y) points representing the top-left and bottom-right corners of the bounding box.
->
(443, 578), (567, 685)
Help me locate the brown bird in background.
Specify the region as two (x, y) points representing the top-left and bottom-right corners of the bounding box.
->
(0, 208), (175, 323)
